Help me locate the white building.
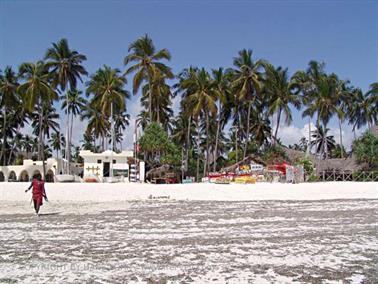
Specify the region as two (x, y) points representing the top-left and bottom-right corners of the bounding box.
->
(0, 158), (73, 182)
(79, 150), (145, 182)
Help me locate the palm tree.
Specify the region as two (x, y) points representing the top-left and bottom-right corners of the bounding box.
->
(21, 135), (33, 159)
(31, 104), (60, 140)
(0, 66), (19, 165)
(230, 49), (265, 159)
(302, 75), (340, 148)
(265, 64), (301, 145)
(212, 68), (232, 171)
(175, 66), (201, 166)
(45, 38), (87, 168)
(49, 131), (65, 158)
(140, 73), (173, 130)
(349, 88), (377, 133)
(310, 126), (336, 159)
(124, 34), (173, 122)
(114, 110), (130, 151)
(292, 61), (326, 154)
(44, 38), (88, 91)
(180, 68), (218, 179)
(366, 82), (378, 126)
(171, 113), (196, 178)
(81, 129), (95, 152)
(86, 66), (130, 154)
(61, 89), (87, 156)
(250, 110), (272, 147)
(7, 133), (23, 165)
(82, 106), (109, 152)
(331, 76), (354, 158)
(18, 61), (58, 177)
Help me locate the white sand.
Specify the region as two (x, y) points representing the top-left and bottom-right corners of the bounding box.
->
(0, 181), (377, 202)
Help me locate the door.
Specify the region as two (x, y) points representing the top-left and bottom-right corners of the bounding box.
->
(103, 162), (110, 177)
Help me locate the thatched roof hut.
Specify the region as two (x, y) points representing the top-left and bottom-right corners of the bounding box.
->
(312, 156), (366, 173)
(282, 147), (308, 163)
(146, 164), (173, 180)
(281, 147), (366, 173)
(221, 155), (266, 172)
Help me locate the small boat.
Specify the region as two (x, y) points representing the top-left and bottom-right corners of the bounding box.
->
(215, 177), (231, 184)
(84, 175), (100, 183)
(55, 174), (76, 183)
(104, 176), (120, 183)
(234, 176), (256, 184)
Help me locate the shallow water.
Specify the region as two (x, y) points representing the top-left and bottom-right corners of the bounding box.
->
(0, 199), (377, 283)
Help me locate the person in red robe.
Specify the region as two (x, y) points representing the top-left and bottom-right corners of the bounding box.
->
(25, 175), (48, 214)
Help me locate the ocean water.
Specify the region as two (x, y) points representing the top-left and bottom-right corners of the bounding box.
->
(0, 199), (377, 283)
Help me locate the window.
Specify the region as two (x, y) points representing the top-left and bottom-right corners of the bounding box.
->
(97, 159), (102, 164)
(113, 160), (116, 164)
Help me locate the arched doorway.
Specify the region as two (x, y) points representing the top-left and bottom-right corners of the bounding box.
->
(19, 170), (30, 182)
(8, 171), (17, 182)
(32, 170), (42, 180)
(0, 172), (4, 182)
(45, 170), (54, 183)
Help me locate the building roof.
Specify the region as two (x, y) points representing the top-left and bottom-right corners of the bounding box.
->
(312, 155), (366, 173)
(221, 155), (266, 172)
(79, 150), (133, 158)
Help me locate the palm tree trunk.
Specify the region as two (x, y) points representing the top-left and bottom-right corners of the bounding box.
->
(196, 120), (200, 182)
(235, 120), (239, 163)
(1, 107), (7, 166)
(70, 112), (74, 153)
(204, 112), (209, 177)
(181, 147), (184, 182)
(148, 75), (153, 123)
(323, 122), (328, 160)
(338, 118), (344, 158)
(38, 107), (42, 161)
(243, 101), (252, 159)
(39, 100), (46, 179)
(213, 111), (221, 172)
(7, 126), (21, 165)
(65, 92), (70, 174)
(273, 108), (282, 146)
(110, 102), (114, 178)
(307, 117), (311, 155)
(186, 116), (191, 177)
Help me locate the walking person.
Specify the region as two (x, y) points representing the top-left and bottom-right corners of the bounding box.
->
(25, 174), (48, 214)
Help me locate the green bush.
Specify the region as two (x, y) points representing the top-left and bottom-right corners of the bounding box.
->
(297, 156), (316, 182)
(353, 132), (378, 170)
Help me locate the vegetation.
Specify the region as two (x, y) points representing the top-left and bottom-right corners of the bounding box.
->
(0, 35), (377, 180)
(353, 132), (378, 169)
(297, 157), (317, 182)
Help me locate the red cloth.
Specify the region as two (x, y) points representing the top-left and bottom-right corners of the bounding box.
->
(32, 180), (45, 207)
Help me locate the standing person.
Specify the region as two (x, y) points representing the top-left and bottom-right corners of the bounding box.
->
(25, 175), (48, 214)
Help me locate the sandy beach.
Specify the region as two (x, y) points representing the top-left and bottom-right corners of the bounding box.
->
(0, 186), (377, 283)
(0, 181), (376, 215)
(1, 181), (377, 202)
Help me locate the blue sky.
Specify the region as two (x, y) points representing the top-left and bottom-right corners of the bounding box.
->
(1, 0), (377, 149)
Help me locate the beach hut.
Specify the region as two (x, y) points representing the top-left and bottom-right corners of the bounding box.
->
(80, 150), (145, 182)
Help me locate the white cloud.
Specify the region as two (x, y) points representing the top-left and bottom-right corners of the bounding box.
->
(275, 121), (364, 150)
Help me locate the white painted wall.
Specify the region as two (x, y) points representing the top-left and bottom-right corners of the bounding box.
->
(0, 158), (63, 182)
